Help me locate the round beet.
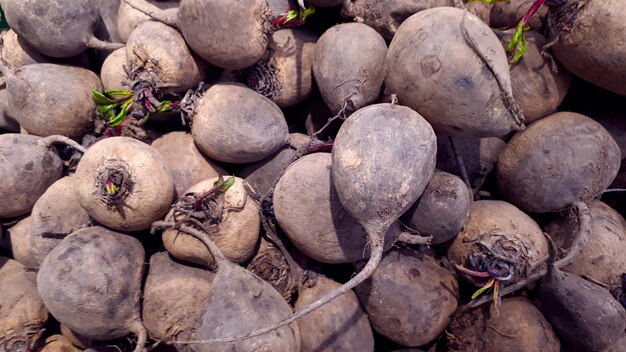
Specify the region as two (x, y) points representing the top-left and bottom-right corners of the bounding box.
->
(162, 177), (260, 267)
(448, 297), (560, 352)
(548, 0), (626, 96)
(386, 7), (524, 137)
(125, 20), (208, 94)
(544, 200), (626, 291)
(74, 136), (175, 231)
(1, 216), (37, 268)
(498, 30), (571, 123)
(100, 48), (130, 91)
(497, 112), (621, 213)
(241, 28), (317, 108)
(30, 176), (91, 267)
(178, 0), (270, 69)
(448, 200), (549, 288)
(37, 227), (147, 352)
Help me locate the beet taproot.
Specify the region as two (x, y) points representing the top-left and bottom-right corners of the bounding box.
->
(1, 216), (37, 268)
(341, 0), (452, 40)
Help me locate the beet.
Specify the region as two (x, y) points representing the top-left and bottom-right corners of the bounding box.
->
(37, 227), (147, 352)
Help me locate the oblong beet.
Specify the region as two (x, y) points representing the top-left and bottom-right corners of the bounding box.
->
(540, 267), (626, 351)
(6, 63), (102, 139)
(497, 112), (620, 213)
(386, 7), (522, 137)
(37, 227), (147, 352)
(313, 22), (387, 115)
(191, 83), (289, 164)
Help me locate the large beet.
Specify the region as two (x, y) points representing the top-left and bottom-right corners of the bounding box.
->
(355, 248), (458, 347)
(386, 7), (524, 137)
(2, 0), (123, 58)
(37, 227), (147, 352)
(190, 83), (289, 164)
(30, 176), (91, 266)
(497, 112), (620, 213)
(74, 137), (175, 232)
(540, 265), (626, 350)
(548, 0), (626, 96)
(5, 63), (102, 139)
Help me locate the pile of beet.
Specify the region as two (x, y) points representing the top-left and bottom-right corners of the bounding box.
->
(1, 0), (626, 351)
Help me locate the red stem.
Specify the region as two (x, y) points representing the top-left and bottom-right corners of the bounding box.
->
(522, 0), (548, 27)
